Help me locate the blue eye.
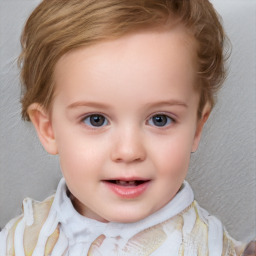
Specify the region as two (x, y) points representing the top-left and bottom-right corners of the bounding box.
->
(148, 114), (173, 127)
(83, 114), (108, 127)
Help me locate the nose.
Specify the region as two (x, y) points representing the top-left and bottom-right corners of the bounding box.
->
(110, 127), (146, 163)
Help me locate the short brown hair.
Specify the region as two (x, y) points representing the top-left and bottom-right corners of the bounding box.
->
(19, 0), (229, 120)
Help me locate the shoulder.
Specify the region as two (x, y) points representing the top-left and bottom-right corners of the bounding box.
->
(0, 195), (60, 256)
(190, 201), (246, 255)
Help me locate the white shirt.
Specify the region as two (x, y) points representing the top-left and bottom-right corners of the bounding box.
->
(0, 178), (243, 255)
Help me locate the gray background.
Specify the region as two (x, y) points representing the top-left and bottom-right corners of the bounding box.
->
(0, 0), (255, 242)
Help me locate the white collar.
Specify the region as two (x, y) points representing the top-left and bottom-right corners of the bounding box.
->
(52, 178), (194, 243)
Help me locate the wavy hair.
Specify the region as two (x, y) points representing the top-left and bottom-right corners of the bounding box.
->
(19, 0), (230, 120)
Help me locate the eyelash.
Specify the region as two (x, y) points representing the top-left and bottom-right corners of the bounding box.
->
(80, 113), (176, 128)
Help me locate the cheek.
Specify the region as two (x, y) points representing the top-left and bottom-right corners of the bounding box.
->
(58, 141), (101, 194)
(56, 132), (108, 176)
(152, 134), (193, 176)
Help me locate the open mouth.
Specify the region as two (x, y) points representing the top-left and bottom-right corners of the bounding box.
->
(105, 180), (149, 186)
(103, 179), (151, 198)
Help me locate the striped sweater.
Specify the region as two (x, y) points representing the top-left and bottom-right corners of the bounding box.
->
(0, 179), (245, 255)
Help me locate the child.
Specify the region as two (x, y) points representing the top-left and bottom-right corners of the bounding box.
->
(0, 0), (250, 255)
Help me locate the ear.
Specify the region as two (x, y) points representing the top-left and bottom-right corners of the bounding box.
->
(192, 102), (211, 152)
(28, 103), (58, 155)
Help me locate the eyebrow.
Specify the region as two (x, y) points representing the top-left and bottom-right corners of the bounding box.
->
(145, 100), (188, 109)
(67, 101), (111, 110)
(67, 100), (188, 110)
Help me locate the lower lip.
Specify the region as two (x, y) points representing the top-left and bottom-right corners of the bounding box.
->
(103, 181), (150, 199)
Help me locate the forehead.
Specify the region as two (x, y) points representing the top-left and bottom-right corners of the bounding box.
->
(53, 26), (198, 103)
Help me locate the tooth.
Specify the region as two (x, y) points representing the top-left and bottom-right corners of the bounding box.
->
(116, 180), (137, 186)
(118, 180), (127, 185)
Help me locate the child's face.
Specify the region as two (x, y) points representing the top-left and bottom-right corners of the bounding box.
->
(31, 26), (208, 223)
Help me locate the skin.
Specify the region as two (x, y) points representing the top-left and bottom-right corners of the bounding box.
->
(28, 26), (210, 223)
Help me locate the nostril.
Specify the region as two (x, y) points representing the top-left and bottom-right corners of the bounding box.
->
(113, 156), (144, 163)
(110, 135), (147, 163)
(111, 148), (146, 163)
(115, 157), (124, 163)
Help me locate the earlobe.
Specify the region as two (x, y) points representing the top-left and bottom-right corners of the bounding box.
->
(192, 103), (211, 153)
(28, 103), (58, 155)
